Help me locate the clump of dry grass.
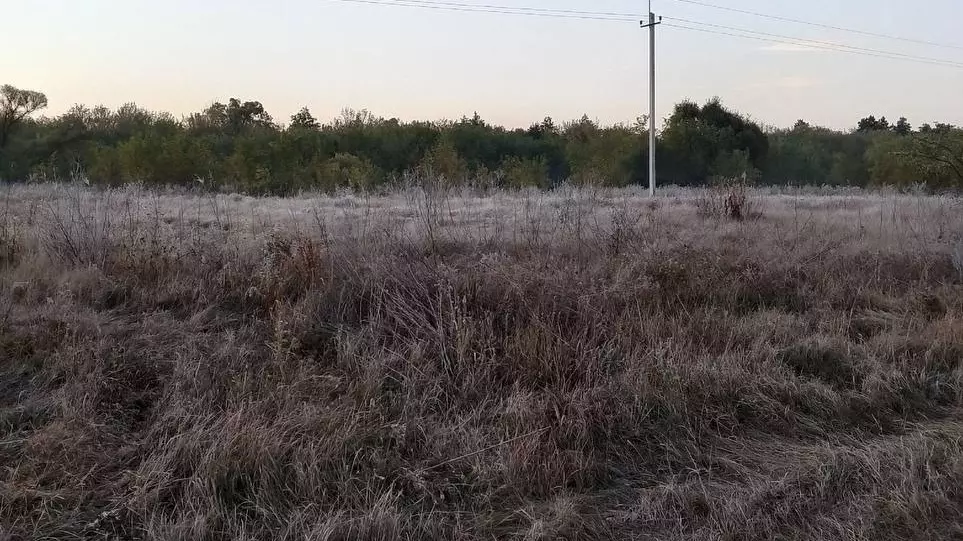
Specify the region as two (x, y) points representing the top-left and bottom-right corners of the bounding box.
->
(1, 183), (962, 540)
(696, 178), (762, 221)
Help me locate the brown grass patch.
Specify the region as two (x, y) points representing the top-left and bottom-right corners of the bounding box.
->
(1, 184), (962, 539)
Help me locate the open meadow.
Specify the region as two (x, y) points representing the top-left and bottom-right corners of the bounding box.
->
(2, 183), (963, 540)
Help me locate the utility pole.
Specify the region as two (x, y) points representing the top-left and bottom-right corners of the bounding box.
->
(641, 4), (661, 196)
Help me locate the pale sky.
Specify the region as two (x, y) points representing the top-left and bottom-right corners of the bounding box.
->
(4, 0), (962, 130)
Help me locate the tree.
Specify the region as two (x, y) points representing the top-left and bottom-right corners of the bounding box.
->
(905, 128), (963, 187)
(527, 116), (558, 139)
(225, 98), (274, 133)
(866, 134), (918, 186)
(0, 85), (48, 150)
(562, 116), (639, 186)
(189, 98), (275, 135)
(857, 115), (891, 133)
(290, 107), (320, 130)
(865, 126), (963, 189)
(660, 99), (768, 184)
(419, 136), (466, 182)
(893, 117), (912, 136)
(465, 111), (485, 127)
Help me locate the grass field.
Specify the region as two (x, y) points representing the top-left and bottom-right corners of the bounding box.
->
(2, 183), (963, 540)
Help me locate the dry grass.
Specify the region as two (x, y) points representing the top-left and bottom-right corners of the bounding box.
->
(1, 182), (963, 540)
(695, 179), (763, 222)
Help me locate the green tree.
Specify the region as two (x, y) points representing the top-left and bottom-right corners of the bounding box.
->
(189, 98), (275, 136)
(290, 107), (320, 130)
(563, 115), (641, 186)
(865, 127), (963, 189)
(857, 115), (890, 133)
(660, 99), (767, 185)
(893, 117), (912, 136)
(419, 136), (466, 183)
(500, 156), (549, 188)
(318, 153), (380, 191)
(904, 128), (963, 187)
(0, 85), (48, 151)
(866, 133), (918, 186)
(4, 89), (960, 194)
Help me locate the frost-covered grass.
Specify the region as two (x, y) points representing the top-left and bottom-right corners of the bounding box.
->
(1, 182), (963, 540)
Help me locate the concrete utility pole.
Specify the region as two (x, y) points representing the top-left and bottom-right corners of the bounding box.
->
(641, 3), (661, 196)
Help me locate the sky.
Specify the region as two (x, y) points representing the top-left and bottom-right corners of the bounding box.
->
(3, 0), (962, 131)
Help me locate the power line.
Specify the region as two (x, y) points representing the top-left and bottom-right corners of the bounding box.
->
(663, 0), (963, 51)
(326, 0), (963, 69)
(662, 22), (963, 69)
(396, 0), (639, 18)
(663, 16), (963, 68)
(325, 0), (637, 21)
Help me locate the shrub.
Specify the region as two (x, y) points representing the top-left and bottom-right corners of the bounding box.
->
(500, 156), (549, 189)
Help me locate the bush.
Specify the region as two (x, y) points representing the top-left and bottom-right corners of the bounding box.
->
(500, 156), (549, 189)
(317, 153), (381, 192)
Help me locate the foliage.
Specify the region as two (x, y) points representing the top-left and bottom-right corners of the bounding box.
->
(318, 152), (380, 191)
(857, 115), (891, 133)
(659, 98), (768, 185)
(563, 115), (643, 187)
(0, 85), (48, 170)
(1, 82), (961, 192)
(894, 116), (913, 136)
(500, 155), (549, 188)
(764, 122), (871, 186)
(865, 127), (963, 189)
(289, 107), (320, 131)
(904, 128), (963, 187)
(419, 135), (467, 183)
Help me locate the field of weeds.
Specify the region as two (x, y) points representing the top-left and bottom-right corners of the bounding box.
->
(1, 183), (963, 540)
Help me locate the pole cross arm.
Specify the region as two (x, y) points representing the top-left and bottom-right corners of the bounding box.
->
(640, 16), (662, 28)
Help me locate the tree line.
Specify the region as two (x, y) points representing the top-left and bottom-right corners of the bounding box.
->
(1, 84), (961, 193)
